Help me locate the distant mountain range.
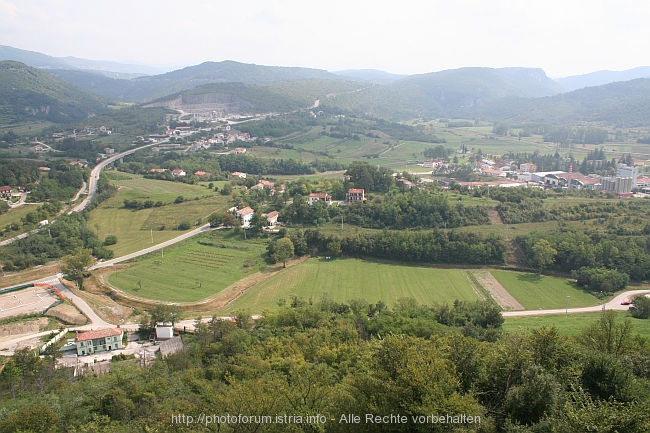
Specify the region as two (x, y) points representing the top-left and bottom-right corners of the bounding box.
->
(2, 45), (650, 127)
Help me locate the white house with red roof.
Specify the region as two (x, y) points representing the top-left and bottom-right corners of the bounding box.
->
(236, 206), (255, 227)
(75, 327), (123, 356)
(171, 169), (186, 177)
(308, 192), (332, 205)
(264, 210), (279, 226)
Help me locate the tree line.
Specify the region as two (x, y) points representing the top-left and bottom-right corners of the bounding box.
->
(0, 299), (647, 432)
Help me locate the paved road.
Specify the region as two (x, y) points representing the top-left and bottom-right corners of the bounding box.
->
(502, 289), (650, 317)
(69, 143), (157, 214)
(90, 223), (215, 270)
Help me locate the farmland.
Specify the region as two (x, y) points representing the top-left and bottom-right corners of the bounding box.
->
(503, 310), (650, 339)
(490, 269), (602, 309)
(223, 258), (481, 313)
(106, 230), (268, 302)
(86, 171), (232, 256)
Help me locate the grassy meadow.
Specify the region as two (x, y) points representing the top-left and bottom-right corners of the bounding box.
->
(223, 258), (480, 313)
(87, 171), (232, 256)
(503, 311), (650, 339)
(490, 269), (601, 309)
(107, 230), (268, 302)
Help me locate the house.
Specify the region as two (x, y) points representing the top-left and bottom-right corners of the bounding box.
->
(236, 206), (255, 227)
(104, 147), (115, 155)
(482, 168), (507, 178)
(0, 186), (12, 198)
(346, 188), (365, 202)
(75, 327), (123, 356)
(171, 169), (186, 177)
(396, 178), (416, 189)
(149, 168), (167, 174)
(519, 163), (537, 173)
(194, 171), (208, 177)
(308, 192), (332, 205)
(232, 171), (247, 179)
(265, 210), (279, 226)
(259, 179), (274, 188)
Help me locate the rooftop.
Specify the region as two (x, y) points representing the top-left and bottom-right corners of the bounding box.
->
(75, 328), (122, 342)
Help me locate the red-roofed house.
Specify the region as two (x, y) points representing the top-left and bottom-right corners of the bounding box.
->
(346, 188), (365, 202)
(265, 210), (279, 226)
(194, 171), (208, 177)
(75, 327), (124, 356)
(308, 192), (332, 205)
(236, 206), (255, 227)
(171, 169), (186, 177)
(0, 186), (12, 198)
(232, 171), (247, 179)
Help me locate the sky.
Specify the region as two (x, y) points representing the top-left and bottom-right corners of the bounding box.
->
(1, 0), (649, 78)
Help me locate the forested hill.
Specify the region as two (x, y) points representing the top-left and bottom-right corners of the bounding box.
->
(0, 61), (108, 124)
(473, 78), (650, 127)
(326, 67), (564, 120)
(50, 61), (347, 102)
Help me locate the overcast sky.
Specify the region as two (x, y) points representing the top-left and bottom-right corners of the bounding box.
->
(1, 0), (648, 78)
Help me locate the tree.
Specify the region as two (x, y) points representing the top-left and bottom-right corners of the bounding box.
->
(630, 294), (650, 319)
(271, 237), (294, 268)
(149, 304), (182, 327)
(222, 211), (238, 227)
(61, 247), (94, 289)
(530, 239), (556, 274)
(208, 212), (223, 228)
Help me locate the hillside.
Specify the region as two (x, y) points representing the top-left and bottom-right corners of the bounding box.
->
(477, 78), (650, 126)
(49, 61), (348, 103)
(0, 45), (165, 76)
(556, 66), (650, 91)
(142, 80), (361, 116)
(327, 67), (564, 120)
(0, 61), (108, 124)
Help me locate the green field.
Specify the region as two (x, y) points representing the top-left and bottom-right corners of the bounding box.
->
(491, 270), (601, 309)
(504, 311), (650, 339)
(88, 171), (232, 256)
(224, 258), (479, 313)
(107, 230), (268, 302)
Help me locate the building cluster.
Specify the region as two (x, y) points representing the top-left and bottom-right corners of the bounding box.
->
(148, 123), (256, 153)
(517, 163), (640, 196)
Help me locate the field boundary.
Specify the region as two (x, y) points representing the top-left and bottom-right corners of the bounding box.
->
(97, 256), (310, 313)
(469, 269), (525, 311)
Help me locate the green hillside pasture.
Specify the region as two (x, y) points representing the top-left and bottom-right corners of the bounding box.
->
(224, 258), (479, 313)
(282, 133), (390, 161)
(107, 231), (267, 302)
(88, 173), (231, 256)
(0, 205), (36, 238)
(491, 270), (601, 310)
(104, 171), (211, 202)
(504, 311), (650, 339)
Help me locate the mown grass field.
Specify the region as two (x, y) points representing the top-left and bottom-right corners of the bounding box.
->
(223, 258), (479, 313)
(107, 230), (268, 302)
(503, 311), (650, 339)
(87, 171), (232, 256)
(490, 270), (601, 309)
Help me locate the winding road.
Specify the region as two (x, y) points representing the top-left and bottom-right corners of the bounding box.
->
(1, 140), (650, 354)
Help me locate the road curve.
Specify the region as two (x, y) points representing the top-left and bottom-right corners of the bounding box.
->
(69, 143), (157, 214)
(502, 289), (650, 317)
(90, 224), (215, 270)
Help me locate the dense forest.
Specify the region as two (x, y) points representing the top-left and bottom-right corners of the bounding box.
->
(0, 301), (648, 432)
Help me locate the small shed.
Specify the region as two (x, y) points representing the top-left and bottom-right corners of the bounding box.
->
(155, 324), (174, 340)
